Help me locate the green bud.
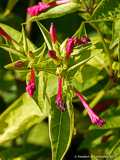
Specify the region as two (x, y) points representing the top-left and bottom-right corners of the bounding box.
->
(4, 60), (27, 70)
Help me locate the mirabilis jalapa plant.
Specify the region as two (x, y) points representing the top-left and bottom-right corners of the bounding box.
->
(0, 19), (105, 157)
(2, 0), (118, 159)
(0, 23), (104, 126)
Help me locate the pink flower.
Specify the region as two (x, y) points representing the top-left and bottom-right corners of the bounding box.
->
(80, 36), (90, 45)
(27, 0), (70, 16)
(55, 78), (65, 112)
(0, 27), (12, 41)
(75, 91), (105, 127)
(48, 50), (58, 60)
(50, 23), (57, 44)
(73, 36), (90, 46)
(27, 2), (50, 16)
(26, 68), (36, 97)
(66, 37), (75, 59)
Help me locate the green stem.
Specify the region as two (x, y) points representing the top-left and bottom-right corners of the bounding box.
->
(89, 90), (105, 108)
(67, 55), (94, 72)
(25, 0), (35, 35)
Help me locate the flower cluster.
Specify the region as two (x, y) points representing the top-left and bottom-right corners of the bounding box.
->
(66, 36), (90, 59)
(48, 23), (105, 127)
(2, 21), (104, 127)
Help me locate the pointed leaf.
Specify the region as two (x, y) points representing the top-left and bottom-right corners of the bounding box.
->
(0, 44), (26, 59)
(0, 23), (35, 51)
(22, 25), (28, 53)
(37, 22), (52, 50)
(49, 97), (74, 160)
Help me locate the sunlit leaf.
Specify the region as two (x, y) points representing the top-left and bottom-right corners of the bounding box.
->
(49, 97), (74, 160)
(0, 93), (45, 144)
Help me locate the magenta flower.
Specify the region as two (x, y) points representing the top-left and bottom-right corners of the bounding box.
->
(80, 36), (90, 45)
(75, 91), (105, 127)
(55, 78), (65, 112)
(27, 0), (70, 16)
(0, 27), (12, 41)
(73, 36), (90, 46)
(66, 37), (75, 59)
(26, 68), (36, 97)
(50, 23), (57, 44)
(48, 50), (58, 60)
(27, 2), (50, 16)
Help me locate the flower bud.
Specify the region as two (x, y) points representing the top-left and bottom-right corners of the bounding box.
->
(66, 37), (74, 59)
(50, 23), (57, 44)
(14, 60), (25, 69)
(80, 36), (90, 45)
(48, 50), (58, 60)
(26, 68), (36, 97)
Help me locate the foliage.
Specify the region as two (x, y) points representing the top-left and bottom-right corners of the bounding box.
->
(0, 0), (120, 160)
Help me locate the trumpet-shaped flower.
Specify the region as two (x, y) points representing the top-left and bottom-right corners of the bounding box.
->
(75, 91), (105, 127)
(55, 78), (65, 112)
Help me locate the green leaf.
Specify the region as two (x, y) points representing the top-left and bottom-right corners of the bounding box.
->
(79, 129), (108, 149)
(4, 60), (28, 70)
(21, 25), (28, 54)
(0, 144), (50, 159)
(108, 139), (120, 159)
(0, 44), (26, 59)
(74, 22), (86, 37)
(28, 2), (80, 22)
(110, 19), (120, 49)
(92, 0), (120, 20)
(49, 97), (74, 160)
(27, 122), (50, 146)
(37, 22), (52, 50)
(0, 23), (35, 51)
(0, 70), (17, 103)
(0, 93), (45, 144)
(37, 71), (57, 115)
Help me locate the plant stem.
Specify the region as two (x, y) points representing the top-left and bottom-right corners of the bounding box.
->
(25, 0), (35, 35)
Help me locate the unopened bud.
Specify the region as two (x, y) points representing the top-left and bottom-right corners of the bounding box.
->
(80, 36), (90, 45)
(48, 50), (58, 60)
(66, 37), (74, 59)
(14, 60), (25, 69)
(50, 23), (57, 44)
